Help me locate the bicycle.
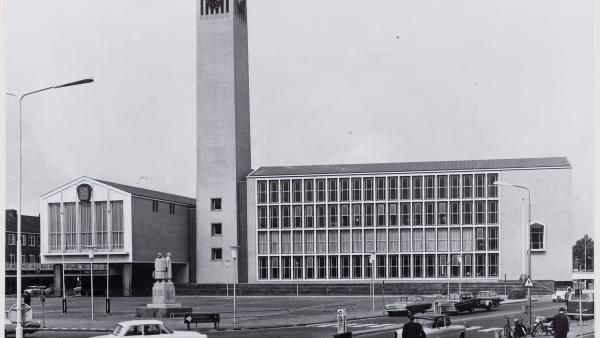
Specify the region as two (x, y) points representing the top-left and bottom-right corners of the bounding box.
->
(531, 315), (554, 336)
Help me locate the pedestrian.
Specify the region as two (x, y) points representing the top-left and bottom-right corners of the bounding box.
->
(514, 319), (527, 337)
(551, 307), (569, 338)
(23, 290), (31, 306)
(402, 314), (426, 338)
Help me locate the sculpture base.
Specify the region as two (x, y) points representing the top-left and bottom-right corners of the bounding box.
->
(152, 282), (176, 305)
(136, 305), (192, 318)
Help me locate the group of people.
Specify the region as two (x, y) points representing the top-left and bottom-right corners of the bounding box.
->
(153, 252), (173, 282)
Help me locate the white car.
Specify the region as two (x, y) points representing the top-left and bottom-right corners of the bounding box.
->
(552, 288), (572, 302)
(91, 320), (207, 338)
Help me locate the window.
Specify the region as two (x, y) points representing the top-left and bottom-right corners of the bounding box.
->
(269, 180), (279, 203)
(426, 255), (436, 278)
(282, 206), (291, 228)
(340, 230), (351, 253)
(388, 229), (399, 252)
(364, 229), (375, 252)
(304, 205), (314, 228)
(294, 257), (303, 279)
(257, 180), (267, 203)
(376, 177), (386, 200)
(258, 257), (268, 279)
(293, 231), (303, 254)
(401, 255), (411, 278)
(352, 204), (362, 227)
(317, 256), (326, 279)
(281, 232), (291, 254)
(400, 229), (411, 252)
(475, 174), (485, 198)
(388, 255), (399, 278)
(530, 224), (544, 250)
(328, 230), (338, 253)
(376, 229), (386, 252)
(80, 202), (92, 248)
(316, 205), (326, 227)
(450, 254), (460, 277)
(438, 254), (448, 277)
(258, 206), (268, 229)
(36, 236), (40, 246)
(270, 206), (279, 228)
(413, 255), (423, 278)
(437, 202), (448, 225)
(462, 201), (473, 225)
(412, 229), (423, 252)
(169, 203), (176, 215)
(437, 229), (448, 251)
(329, 256), (338, 278)
(462, 174), (473, 198)
(328, 204), (338, 227)
(475, 227), (486, 251)
(400, 203), (410, 226)
(476, 254), (486, 277)
(488, 201), (498, 224)
(388, 177), (398, 200)
(352, 178), (362, 201)
(64, 203), (76, 250)
(388, 203), (398, 226)
(352, 230), (362, 253)
(425, 176), (435, 199)
(270, 231), (280, 254)
(258, 232), (268, 254)
(328, 178), (338, 202)
(463, 254), (473, 277)
(488, 253), (499, 277)
(475, 201), (486, 224)
(341, 256), (351, 278)
(271, 257), (280, 279)
(450, 228), (461, 252)
(352, 255), (362, 278)
(316, 179), (326, 202)
(376, 204), (386, 226)
(425, 229), (436, 252)
(488, 227), (499, 250)
(7, 233), (15, 245)
(211, 223), (222, 236)
(340, 204), (350, 227)
(293, 205), (302, 228)
(364, 204), (374, 227)
(400, 176), (410, 200)
(412, 203), (422, 226)
(21, 234), (26, 246)
(462, 228), (473, 251)
(281, 180), (291, 203)
(363, 178), (374, 201)
(95, 201), (108, 250)
(450, 175), (460, 199)
(211, 248), (222, 261)
(305, 256), (315, 279)
(292, 180), (302, 203)
(305, 230), (314, 253)
(437, 175), (448, 199)
(29, 254), (36, 264)
(376, 255), (386, 278)
(211, 198), (222, 211)
(425, 202), (435, 226)
(316, 231), (327, 254)
(487, 174), (498, 198)
(450, 202), (460, 225)
(340, 179), (350, 201)
(412, 176), (422, 199)
(304, 179), (314, 202)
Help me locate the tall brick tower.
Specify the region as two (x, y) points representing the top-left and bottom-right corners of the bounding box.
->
(196, 0), (250, 283)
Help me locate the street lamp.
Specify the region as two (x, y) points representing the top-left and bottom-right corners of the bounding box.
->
(230, 246), (239, 325)
(494, 181), (532, 329)
(369, 253), (375, 312)
(225, 260), (230, 298)
(88, 248), (95, 320)
(5, 76), (94, 338)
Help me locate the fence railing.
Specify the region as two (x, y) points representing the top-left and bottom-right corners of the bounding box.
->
(5, 263), (54, 271)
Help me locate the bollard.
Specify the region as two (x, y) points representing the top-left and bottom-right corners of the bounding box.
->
(337, 309), (347, 334)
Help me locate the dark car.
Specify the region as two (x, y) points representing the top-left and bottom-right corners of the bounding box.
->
(567, 290), (594, 320)
(385, 295), (432, 316)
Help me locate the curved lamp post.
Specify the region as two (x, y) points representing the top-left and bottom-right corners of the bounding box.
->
(5, 77), (94, 338)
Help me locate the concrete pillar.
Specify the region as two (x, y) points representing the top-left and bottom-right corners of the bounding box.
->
(122, 264), (132, 296)
(53, 264), (63, 294)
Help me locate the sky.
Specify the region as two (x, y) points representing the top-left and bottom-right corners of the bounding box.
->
(4, 0), (594, 240)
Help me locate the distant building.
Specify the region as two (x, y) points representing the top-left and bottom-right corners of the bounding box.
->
(40, 177), (195, 296)
(5, 210), (54, 294)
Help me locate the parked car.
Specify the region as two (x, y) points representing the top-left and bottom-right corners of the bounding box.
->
(91, 320), (207, 338)
(474, 291), (503, 308)
(437, 293), (479, 314)
(24, 286), (46, 297)
(552, 287), (572, 303)
(4, 310), (41, 336)
(567, 290), (594, 320)
(508, 288), (527, 299)
(394, 315), (466, 338)
(385, 295), (432, 316)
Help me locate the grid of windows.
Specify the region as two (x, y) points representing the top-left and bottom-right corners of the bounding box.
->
(256, 172), (500, 280)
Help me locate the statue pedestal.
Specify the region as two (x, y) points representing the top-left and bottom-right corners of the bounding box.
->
(135, 282), (192, 318)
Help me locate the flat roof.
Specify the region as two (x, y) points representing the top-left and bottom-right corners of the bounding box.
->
(249, 157), (570, 177)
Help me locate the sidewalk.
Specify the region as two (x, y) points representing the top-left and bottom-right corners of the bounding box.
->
(567, 320), (595, 337)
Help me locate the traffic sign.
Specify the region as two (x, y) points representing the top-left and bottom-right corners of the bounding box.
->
(523, 278), (534, 288)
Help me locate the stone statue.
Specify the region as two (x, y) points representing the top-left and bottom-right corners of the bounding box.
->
(153, 253), (167, 282)
(166, 252), (173, 283)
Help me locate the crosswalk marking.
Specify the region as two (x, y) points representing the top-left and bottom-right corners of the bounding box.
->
(466, 326), (482, 331)
(307, 322), (504, 333)
(478, 327), (502, 332)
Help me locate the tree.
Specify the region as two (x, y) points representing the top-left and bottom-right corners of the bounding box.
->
(572, 235), (593, 271)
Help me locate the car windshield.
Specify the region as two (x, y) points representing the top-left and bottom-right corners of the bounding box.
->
(414, 318), (434, 328)
(112, 324), (124, 336)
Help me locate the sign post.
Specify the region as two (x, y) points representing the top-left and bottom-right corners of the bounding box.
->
(369, 254), (375, 312)
(40, 293), (46, 328)
(523, 277), (534, 315)
(337, 309), (347, 334)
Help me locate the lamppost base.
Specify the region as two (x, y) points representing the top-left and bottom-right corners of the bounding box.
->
(62, 298), (67, 313)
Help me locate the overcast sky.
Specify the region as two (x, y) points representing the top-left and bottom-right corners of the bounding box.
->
(4, 0), (593, 240)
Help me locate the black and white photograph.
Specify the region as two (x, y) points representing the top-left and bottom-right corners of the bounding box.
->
(1, 1), (599, 337)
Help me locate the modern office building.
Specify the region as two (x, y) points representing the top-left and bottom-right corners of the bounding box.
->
(39, 177), (196, 296)
(244, 158), (572, 284)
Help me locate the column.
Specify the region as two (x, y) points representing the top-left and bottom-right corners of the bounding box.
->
(53, 264), (63, 295)
(122, 264), (132, 296)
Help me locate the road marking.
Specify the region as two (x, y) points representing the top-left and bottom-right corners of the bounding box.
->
(479, 327), (502, 332)
(466, 326), (482, 331)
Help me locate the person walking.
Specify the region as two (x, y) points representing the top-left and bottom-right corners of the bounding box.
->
(402, 314), (426, 338)
(551, 307), (569, 338)
(23, 290), (31, 306)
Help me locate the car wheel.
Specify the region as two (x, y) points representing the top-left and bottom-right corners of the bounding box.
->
(552, 299), (556, 303)
(458, 332), (465, 338)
